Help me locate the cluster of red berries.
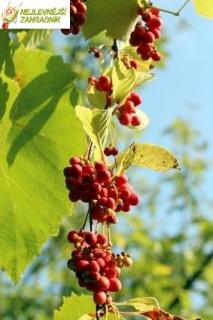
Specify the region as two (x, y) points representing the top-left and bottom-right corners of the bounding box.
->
(67, 230), (132, 305)
(61, 0), (87, 35)
(64, 157), (140, 224)
(130, 7), (162, 62)
(88, 75), (112, 93)
(117, 92), (143, 127)
(104, 147), (118, 157)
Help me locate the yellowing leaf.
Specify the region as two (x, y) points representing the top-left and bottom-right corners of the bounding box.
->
(193, 0), (213, 18)
(116, 144), (179, 173)
(132, 144), (179, 171)
(115, 297), (159, 313)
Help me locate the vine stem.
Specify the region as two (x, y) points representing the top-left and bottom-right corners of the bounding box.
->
(79, 209), (90, 232)
(157, 0), (191, 16)
(96, 305), (100, 320)
(107, 224), (112, 247)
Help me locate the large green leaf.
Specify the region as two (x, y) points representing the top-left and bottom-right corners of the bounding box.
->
(54, 294), (95, 320)
(193, 0), (213, 18)
(83, 0), (139, 41)
(0, 73), (20, 146)
(0, 46), (86, 282)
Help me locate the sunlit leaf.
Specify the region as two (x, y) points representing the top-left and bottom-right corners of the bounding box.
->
(193, 0), (213, 19)
(54, 294), (95, 320)
(0, 46), (85, 282)
(83, 0), (139, 41)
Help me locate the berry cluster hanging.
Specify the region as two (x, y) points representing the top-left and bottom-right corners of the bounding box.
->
(62, 1), (164, 317)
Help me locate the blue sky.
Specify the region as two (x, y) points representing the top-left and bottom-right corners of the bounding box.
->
(142, 0), (213, 157)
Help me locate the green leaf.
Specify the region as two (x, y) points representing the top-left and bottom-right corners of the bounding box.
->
(87, 85), (107, 109)
(193, 0), (213, 18)
(0, 73), (20, 147)
(75, 105), (112, 153)
(83, 0), (139, 41)
(0, 31), (15, 77)
(54, 294), (95, 320)
(115, 297), (160, 313)
(116, 144), (179, 172)
(0, 46), (86, 282)
(112, 58), (152, 104)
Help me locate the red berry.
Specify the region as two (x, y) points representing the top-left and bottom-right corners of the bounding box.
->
(75, 2), (87, 13)
(131, 115), (141, 126)
(85, 232), (97, 245)
(106, 197), (116, 209)
(122, 100), (136, 113)
(143, 31), (155, 43)
(105, 267), (119, 278)
(97, 170), (112, 183)
(119, 112), (132, 126)
(112, 147), (119, 156)
(93, 291), (107, 305)
(75, 259), (90, 270)
(129, 192), (140, 206)
(149, 7), (160, 17)
(129, 92), (142, 106)
(109, 278), (122, 292)
(97, 234), (107, 245)
(70, 5), (77, 15)
(67, 231), (79, 243)
(129, 59), (139, 69)
(148, 17), (162, 29)
(74, 12), (86, 25)
(115, 174), (128, 185)
(95, 161), (106, 171)
(106, 295), (113, 305)
(98, 75), (112, 92)
(87, 261), (100, 272)
(151, 51), (162, 61)
(70, 157), (81, 165)
(96, 257), (106, 268)
(97, 276), (110, 291)
(152, 29), (161, 39)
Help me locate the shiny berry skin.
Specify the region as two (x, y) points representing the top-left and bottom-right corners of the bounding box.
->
(67, 231), (79, 243)
(85, 232), (97, 245)
(109, 278), (122, 292)
(119, 112), (132, 126)
(131, 115), (141, 126)
(93, 291), (107, 305)
(97, 276), (110, 291)
(129, 92), (142, 106)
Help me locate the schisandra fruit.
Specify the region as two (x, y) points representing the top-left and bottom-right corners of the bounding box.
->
(67, 230), (133, 305)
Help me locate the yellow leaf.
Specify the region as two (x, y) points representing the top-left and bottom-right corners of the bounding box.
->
(193, 0), (213, 18)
